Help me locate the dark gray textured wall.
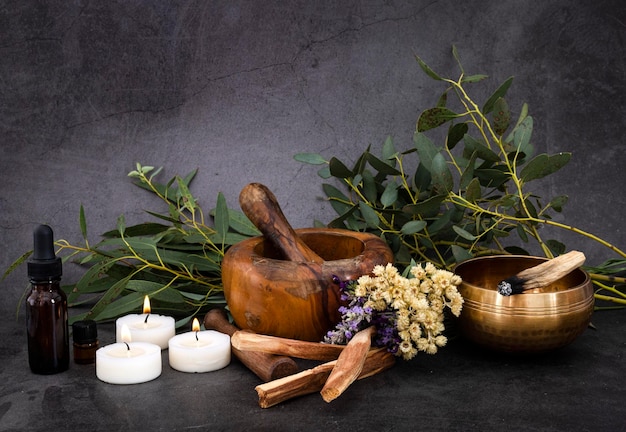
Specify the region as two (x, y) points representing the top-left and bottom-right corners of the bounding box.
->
(2, 1), (625, 307)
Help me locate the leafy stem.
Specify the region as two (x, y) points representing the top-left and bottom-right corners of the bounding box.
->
(296, 46), (626, 308)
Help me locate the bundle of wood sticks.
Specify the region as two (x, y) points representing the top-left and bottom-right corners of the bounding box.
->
(230, 327), (395, 408)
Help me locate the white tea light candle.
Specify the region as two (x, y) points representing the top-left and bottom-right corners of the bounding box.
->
(96, 324), (162, 384)
(115, 296), (175, 349)
(168, 318), (231, 373)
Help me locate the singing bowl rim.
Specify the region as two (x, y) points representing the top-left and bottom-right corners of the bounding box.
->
(454, 254), (592, 297)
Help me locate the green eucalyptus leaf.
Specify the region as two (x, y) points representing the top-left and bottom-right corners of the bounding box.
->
(451, 245), (473, 262)
(214, 192), (229, 242)
(504, 246), (530, 255)
(317, 165), (331, 179)
(381, 136), (397, 161)
(414, 133), (439, 172)
(492, 97), (511, 135)
(148, 166), (163, 181)
(352, 151), (369, 176)
(453, 225), (477, 241)
(417, 107), (459, 132)
(117, 215), (126, 236)
(546, 239), (566, 256)
(85, 274), (132, 320)
(475, 166), (510, 189)
(144, 210), (182, 225)
(102, 222), (171, 238)
(207, 232), (252, 247)
(523, 198), (539, 218)
(403, 195), (446, 218)
(414, 54), (443, 81)
(483, 76), (514, 114)
(436, 91), (448, 108)
(446, 123), (468, 150)
(328, 206), (359, 229)
(323, 183), (352, 215)
(380, 182), (399, 208)
(179, 291), (209, 301)
(464, 135), (500, 163)
(412, 162), (432, 193)
(3, 250), (33, 281)
(452, 45), (464, 74)
(400, 220), (427, 235)
(549, 195), (569, 212)
(152, 287), (186, 304)
(359, 201), (380, 228)
(360, 171), (378, 204)
(508, 103), (530, 136)
(180, 168), (197, 188)
(294, 152), (327, 165)
(177, 177), (197, 211)
(227, 210), (260, 236)
(329, 157), (353, 179)
(427, 209), (452, 234)
(465, 177), (482, 203)
(459, 152), (478, 190)
(94, 291), (146, 320)
(520, 153), (571, 182)
(461, 74), (488, 83)
(508, 116), (534, 157)
(431, 153), (453, 194)
(79, 205), (87, 241)
(366, 152), (401, 175)
(516, 224), (529, 242)
(499, 194), (519, 209)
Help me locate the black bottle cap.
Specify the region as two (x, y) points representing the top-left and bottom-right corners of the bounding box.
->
(72, 320), (98, 344)
(27, 225), (62, 280)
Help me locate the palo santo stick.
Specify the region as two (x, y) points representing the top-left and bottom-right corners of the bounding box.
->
(255, 348), (395, 408)
(497, 250), (586, 296)
(230, 331), (345, 361)
(320, 326), (376, 403)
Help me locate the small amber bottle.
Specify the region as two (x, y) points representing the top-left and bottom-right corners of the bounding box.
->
(72, 320), (99, 364)
(26, 225), (69, 374)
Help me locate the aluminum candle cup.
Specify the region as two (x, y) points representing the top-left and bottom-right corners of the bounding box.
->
(454, 255), (594, 354)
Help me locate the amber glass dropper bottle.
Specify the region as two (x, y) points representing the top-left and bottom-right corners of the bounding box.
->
(26, 224), (69, 374)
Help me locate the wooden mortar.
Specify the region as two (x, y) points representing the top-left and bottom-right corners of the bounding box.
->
(222, 183), (394, 342)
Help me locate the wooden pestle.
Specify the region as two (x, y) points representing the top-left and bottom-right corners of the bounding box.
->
(203, 309), (299, 382)
(239, 183), (324, 264)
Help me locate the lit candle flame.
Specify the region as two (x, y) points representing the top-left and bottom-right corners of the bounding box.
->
(143, 295), (151, 314)
(121, 323), (132, 344)
(192, 317), (200, 342)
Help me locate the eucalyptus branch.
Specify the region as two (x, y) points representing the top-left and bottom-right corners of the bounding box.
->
(450, 193), (626, 260)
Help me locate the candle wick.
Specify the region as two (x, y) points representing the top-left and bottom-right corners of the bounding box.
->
(124, 342), (130, 350)
(195, 331), (199, 342)
(144, 313), (150, 324)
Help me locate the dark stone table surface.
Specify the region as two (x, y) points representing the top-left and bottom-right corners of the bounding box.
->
(1, 307), (624, 432)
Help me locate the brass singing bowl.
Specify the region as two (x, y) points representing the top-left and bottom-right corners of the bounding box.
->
(454, 255), (594, 353)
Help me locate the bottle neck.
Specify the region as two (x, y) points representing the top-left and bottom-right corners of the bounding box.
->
(30, 278), (61, 288)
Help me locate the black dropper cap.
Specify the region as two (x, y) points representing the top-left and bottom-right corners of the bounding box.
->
(27, 225), (62, 281)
